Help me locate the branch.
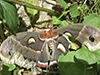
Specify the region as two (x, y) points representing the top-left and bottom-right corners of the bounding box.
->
(5, 0), (61, 16)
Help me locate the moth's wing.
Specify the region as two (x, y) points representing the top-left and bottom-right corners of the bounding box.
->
(54, 24), (84, 38)
(37, 41), (51, 67)
(79, 25), (100, 51)
(0, 32), (44, 69)
(54, 23), (100, 51)
(49, 35), (69, 66)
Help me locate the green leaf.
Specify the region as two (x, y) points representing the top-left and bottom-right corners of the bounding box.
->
(58, 51), (75, 75)
(70, 3), (79, 17)
(97, 61), (100, 71)
(24, 0), (38, 23)
(24, 0), (37, 16)
(52, 16), (69, 28)
(0, 4), (3, 19)
(75, 45), (100, 65)
(61, 20), (69, 26)
(83, 13), (100, 28)
(1, 65), (11, 75)
(52, 16), (61, 24)
(3, 63), (16, 71)
(57, 0), (68, 10)
(58, 51), (97, 75)
(69, 36), (76, 42)
(69, 42), (77, 50)
(0, 0), (19, 33)
(58, 51), (75, 66)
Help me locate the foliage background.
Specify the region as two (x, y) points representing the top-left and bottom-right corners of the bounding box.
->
(0, 0), (100, 75)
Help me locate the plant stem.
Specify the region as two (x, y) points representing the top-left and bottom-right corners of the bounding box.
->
(5, 0), (60, 16)
(0, 22), (5, 41)
(58, 10), (70, 20)
(13, 69), (17, 75)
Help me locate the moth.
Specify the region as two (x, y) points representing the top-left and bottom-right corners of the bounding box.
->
(0, 23), (100, 74)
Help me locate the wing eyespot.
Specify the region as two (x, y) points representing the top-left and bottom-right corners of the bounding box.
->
(27, 37), (36, 45)
(57, 43), (66, 53)
(63, 32), (73, 37)
(89, 36), (94, 42)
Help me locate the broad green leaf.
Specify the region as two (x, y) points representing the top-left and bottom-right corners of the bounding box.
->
(1, 65), (11, 75)
(58, 51), (97, 75)
(3, 63), (16, 71)
(0, 0), (19, 33)
(83, 13), (100, 28)
(0, 4), (3, 19)
(86, 64), (98, 75)
(97, 61), (100, 71)
(75, 45), (100, 65)
(58, 51), (75, 66)
(70, 3), (79, 17)
(57, 0), (68, 10)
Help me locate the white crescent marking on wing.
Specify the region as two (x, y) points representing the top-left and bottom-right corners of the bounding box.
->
(86, 42), (100, 51)
(57, 44), (66, 53)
